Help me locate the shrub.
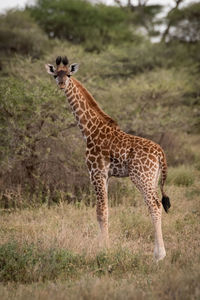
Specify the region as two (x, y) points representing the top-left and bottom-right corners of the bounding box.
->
(0, 242), (85, 283)
(0, 74), (89, 206)
(0, 10), (49, 58)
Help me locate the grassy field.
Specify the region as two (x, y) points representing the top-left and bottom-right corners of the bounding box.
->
(0, 162), (199, 299)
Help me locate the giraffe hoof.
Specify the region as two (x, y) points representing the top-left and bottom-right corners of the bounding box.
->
(154, 248), (166, 261)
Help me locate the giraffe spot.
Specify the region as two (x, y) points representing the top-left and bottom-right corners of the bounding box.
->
(73, 103), (79, 110)
(141, 157), (147, 163)
(89, 156), (96, 162)
(84, 128), (90, 136)
(87, 120), (92, 128)
(86, 160), (91, 170)
(102, 150), (109, 156)
(91, 125), (96, 132)
(149, 162), (154, 168)
(67, 91), (72, 98)
(85, 111), (90, 119)
(143, 147), (149, 153)
(76, 109), (84, 116)
(134, 159), (140, 165)
(149, 154), (157, 162)
(96, 158), (104, 169)
(87, 141), (94, 148)
(90, 109), (96, 117)
(92, 162), (97, 169)
(146, 159), (150, 166)
(91, 129), (99, 139)
(80, 115), (87, 124)
(99, 133), (106, 139)
(79, 101), (85, 110)
(143, 166), (149, 172)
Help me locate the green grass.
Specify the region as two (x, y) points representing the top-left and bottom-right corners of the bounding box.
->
(0, 167), (199, 299)
(167, 165), (196, 187)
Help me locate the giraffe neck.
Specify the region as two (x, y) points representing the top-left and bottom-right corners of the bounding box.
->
(65, 77), (117, 142)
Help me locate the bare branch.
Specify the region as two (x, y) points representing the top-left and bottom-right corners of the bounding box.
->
(161, 0), (184, 42)
(114, 0), (123, 8)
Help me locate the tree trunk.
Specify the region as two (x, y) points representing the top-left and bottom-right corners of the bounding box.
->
(161, 0), (184, 42)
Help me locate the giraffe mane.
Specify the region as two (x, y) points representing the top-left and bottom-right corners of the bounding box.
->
(72, 78), (118, 127)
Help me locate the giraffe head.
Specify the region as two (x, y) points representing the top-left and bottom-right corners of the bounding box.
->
(45, 56), (79, 90)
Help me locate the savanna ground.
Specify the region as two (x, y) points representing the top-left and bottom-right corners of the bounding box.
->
(0, 2), (200, 299)
(0, 162), (200, 299)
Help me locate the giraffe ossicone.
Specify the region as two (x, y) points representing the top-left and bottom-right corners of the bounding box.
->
(45, 56), (171, 261)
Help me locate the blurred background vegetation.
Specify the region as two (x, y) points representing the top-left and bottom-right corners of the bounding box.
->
(0, 0), (200, 207)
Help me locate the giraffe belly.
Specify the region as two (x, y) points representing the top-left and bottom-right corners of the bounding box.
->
(108, 162), (129, 178)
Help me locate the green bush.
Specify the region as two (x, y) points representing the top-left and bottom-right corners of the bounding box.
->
(0, 73), (89, 205)
(0, 242), (85, 283)
(0, 10), (49, 57)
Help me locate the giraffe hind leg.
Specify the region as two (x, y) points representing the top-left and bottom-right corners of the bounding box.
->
(144, 189), (166, 261)
(142, 188), (166, 261)
(129, 174), (166, 261)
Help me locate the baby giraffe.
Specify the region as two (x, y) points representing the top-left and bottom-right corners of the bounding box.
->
(45, 56), (171, 261)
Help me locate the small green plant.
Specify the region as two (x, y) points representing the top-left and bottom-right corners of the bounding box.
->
(0, 242), (86, 283)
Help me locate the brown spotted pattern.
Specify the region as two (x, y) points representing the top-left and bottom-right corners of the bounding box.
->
(46, 59), (170, 261)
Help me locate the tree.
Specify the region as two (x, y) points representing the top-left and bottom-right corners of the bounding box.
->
(28, 0), (135, 51)
(162, 2), (200, 43)
(114, 0), (163, 37)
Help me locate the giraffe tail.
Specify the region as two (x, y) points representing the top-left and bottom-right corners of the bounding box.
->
(159, 151), (171, 213)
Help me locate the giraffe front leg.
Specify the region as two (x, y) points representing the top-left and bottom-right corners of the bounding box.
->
(91, 172), (109, 248)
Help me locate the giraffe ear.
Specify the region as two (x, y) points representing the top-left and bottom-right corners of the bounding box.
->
(45, 64), (56, 75)
(69, 63), (79, 75)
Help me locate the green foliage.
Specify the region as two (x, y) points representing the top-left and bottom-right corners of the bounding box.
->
(0, 242), (36, 283)
(129, 4), (163, 37)
(0, 242), (85, 283)
(0, 241), (152, 283)
(28, 0), (137, 51)
(0, 10), (49, 57)
(0, 64), (88, 203)
(94, 249), (149, 276)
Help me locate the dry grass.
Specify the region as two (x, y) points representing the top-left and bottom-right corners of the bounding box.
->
(0, 166), (199, 299)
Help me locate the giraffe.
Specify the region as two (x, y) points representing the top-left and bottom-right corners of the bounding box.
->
(45, 56), (171, 261)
